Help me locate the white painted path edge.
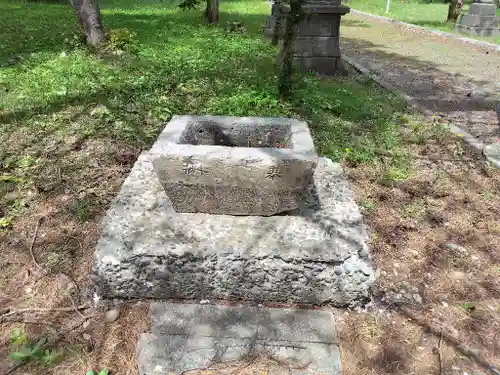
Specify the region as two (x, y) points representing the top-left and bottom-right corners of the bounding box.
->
(349, 9), (500, 53)
(341, 54), (500, 168)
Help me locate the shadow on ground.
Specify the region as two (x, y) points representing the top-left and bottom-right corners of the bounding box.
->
(339, 22), (500, 142)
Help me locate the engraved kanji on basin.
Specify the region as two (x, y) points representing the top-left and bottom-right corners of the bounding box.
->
(151, 115), (318, 216)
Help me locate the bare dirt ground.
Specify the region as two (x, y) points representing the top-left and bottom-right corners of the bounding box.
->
(339, 115), (500, 375)
(1, 114), (500, 375)
(2, 117), (500, 375)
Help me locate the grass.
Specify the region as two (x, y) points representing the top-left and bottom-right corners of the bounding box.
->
(0, 0), (409, 226)
(346, 0), (500, 44)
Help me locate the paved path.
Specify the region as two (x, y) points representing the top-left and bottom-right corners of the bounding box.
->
(340, 13), (500, 145)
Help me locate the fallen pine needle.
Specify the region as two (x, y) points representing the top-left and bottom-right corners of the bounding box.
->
(0, 302), (90, 323)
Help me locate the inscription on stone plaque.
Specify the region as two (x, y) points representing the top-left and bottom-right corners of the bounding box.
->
(266, 165), (282, 180)
(183, 163), (209, 176)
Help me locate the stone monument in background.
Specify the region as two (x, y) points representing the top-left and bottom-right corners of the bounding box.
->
(264, 0), (350, 76)
(455, 0), (499, 37)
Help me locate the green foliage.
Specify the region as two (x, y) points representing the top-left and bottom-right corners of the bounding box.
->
(86, 369), (110, 375)
(179, 0), (201, 10)
(378, 164), (412, 186)
(63, 33), (87, 50)
(0, 216), (13, 229)
(10, 328), (63, 367)
(74, 198), (91, 222)
(461, 302), (476, 312)
(277, 0), (307, 101)
(106, 28), (137, 51)
(360, 199), (377, 213)
(0, 0), (410, 228)
(0, 175), (25, 183)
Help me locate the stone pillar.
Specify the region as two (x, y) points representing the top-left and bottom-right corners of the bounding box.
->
(455, 0), (499, 37)
(265, 0), (350, 76)
(263, 0), (283, 38)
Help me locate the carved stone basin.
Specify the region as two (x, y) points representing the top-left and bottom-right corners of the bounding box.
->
(151, 115), (318, 216)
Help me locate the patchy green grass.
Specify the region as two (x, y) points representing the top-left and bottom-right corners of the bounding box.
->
(0, 0), (409, 227)
(347, 0), (500, 45)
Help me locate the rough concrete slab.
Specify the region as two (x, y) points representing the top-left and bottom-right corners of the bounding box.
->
(137, 334), (340, 375)
(149, 303), (336, 343)
(137, 303), (340, 375)
(91, 153), (374, 306)
(150, 303), (260, 339)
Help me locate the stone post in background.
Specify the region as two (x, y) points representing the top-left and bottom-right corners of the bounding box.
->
(265, 0), (350, 76)
(455, 0), (499, 37)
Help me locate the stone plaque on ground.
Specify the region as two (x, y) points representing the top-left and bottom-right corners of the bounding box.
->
(137, 302), (341, 375)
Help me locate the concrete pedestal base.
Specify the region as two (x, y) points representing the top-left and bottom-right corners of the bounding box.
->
(455, 2), (499, 37)
(91, 146), (374, 307)
(265, 0), (350, 76)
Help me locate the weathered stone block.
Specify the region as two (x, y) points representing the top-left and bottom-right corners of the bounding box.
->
(455, 24), (500, 36)
(294, 36), (341, 57)
(459, 14), (498, 27)
(469, 3), (497, 16)
(151, 116), (317, 216)
(297, 14), (341, 36)
(92, 154), (375, 307)
(273, 2), (350, 76)
(456, 2), (499, 37)
(293, 57), (346, 76)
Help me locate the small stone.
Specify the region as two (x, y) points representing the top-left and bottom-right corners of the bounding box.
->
(450, 271), (466, 280)
(471, 255), (479, 261)
(359, 273), (369, 282)
(334, 266), (344, 275)
(104, 308), (120, 323)
(410, 249), (419, 257)
(393, 293), (403, 303)
(413, 294), (423, 304)
(446, 243), (468, 255)
(343, 263), (353, 274)
(441, 301), (449, 308)
(359, 263), (372, 276)
(484, 143), (500, 165)
(83, 333), (91, 341)
(394, 262), (400, 268)
(358, 248), (369, 259)
(199, 299), (210, 305)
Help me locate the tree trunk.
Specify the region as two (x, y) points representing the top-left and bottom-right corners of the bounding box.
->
(204, 0), (220, 24)
(70, 0), (106, 46)
(447, 0), (464, 23)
